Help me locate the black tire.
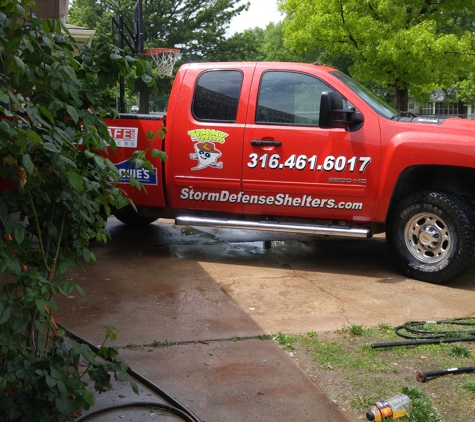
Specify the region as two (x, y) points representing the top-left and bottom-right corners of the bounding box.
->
(113, 205), (157, 227)
(386, 191), (475, 284)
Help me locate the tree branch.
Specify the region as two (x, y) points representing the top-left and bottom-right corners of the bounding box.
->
(338, 0), (359, 49)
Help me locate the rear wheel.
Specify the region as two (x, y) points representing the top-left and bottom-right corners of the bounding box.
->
(113, 205), (157, 226)
(386, 191), (475, 284)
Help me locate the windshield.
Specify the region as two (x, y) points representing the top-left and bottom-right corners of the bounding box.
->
(331, 71), (398, 119)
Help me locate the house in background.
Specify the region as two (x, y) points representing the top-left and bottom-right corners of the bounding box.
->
(406, 89), (474, 120)
(35, 0), (68, 21)
(65, 24), (96, 48)
(35, 0), (95, 47)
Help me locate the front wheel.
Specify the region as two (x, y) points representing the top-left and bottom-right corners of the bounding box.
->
(387, 191), (475, 284)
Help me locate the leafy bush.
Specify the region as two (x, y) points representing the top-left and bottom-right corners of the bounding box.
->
(0, 0), (158, 420)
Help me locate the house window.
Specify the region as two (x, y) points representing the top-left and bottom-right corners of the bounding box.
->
(435, 102), (458, 116)
(420, 102), (434, 115)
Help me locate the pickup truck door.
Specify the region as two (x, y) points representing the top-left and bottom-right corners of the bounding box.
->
(242, 66), (380, 222)
(168, 65), (252, 213)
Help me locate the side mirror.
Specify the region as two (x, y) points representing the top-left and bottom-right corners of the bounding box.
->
(319, 91), (364, 131)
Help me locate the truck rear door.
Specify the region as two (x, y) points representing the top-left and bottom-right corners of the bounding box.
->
(241, 65), (380, 222)
(167, 63), (254, 214)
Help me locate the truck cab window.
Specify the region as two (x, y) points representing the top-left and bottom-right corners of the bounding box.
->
(256, 71), (334, 126)
(193, 70), (243, 122)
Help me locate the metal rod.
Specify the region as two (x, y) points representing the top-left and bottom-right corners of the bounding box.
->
(416, 366), (475, 382)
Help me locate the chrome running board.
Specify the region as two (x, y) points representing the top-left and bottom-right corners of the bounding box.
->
(175, 216), (372, 238)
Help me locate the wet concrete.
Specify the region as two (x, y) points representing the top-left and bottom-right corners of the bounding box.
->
(54, 217), (475, 421)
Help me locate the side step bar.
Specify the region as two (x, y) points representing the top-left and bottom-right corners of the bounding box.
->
(175, 216), (372, 238)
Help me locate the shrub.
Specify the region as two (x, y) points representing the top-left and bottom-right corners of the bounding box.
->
(0, 0), (158, 419)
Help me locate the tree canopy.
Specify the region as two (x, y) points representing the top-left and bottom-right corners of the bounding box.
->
(68, 0), (249, 58)
(68, 0), (250, 109)
(279, 0), (475, 110)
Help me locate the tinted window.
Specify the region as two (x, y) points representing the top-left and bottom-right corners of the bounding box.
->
(256, 71), (333, 126)
(193, 70), (243, 122)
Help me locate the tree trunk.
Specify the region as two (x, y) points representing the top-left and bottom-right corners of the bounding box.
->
(393, 87), (409, 111)
(138, 91), (150, 114)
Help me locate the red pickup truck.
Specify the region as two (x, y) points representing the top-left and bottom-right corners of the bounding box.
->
(105, 61), (475, 285)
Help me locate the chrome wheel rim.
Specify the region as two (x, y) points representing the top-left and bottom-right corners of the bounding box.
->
(404, 212), (452, 264)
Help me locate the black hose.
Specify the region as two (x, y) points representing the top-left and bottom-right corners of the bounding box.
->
(57, 324), (201, 422)
(74, 401), (196, 422)
(370, 318), (475, 383)
(372, 318), (475, 348)
(372, 335), (475, 349)
(395, 318), (475, 340)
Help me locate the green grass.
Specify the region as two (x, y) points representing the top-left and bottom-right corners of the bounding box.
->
(272, 332), (295, 351)
(447, 344), (471, 358)
(272, 324), (475, 421)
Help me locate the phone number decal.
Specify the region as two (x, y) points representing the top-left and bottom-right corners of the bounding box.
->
(247, 154), (371, 173)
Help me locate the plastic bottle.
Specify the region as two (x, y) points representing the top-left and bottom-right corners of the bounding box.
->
(366, 394), (412, 421)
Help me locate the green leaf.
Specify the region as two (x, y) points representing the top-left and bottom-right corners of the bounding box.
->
(82, 389), (95, 407)
(51, 367), (63, 380)
(21, 154), (34, 175)
(0, 376), (7, 392)
(76, 285), (85, 296)
(151, 149), (168, 162)
(82, 248), (91, 262)
(141, 74), (153, 84)
(66, 105), (79, 123)
(93, 155), (106, 170)
(59, 260), (70, 274)
(26, 129), (42, 144)
(26, 105), (52, 129)
(128, 174), (141, 189)
(15, 369), (25, 380)
(68, 171), (83, 193)
(43, 142), (61, 153)
(13, 56), (25, 72)
(45, 375), (56, 388)
(0, 304), (11, 325)
(63, 65), (76, 82)
(23, 38), (34, 52)
(0, 89), (9, 104)
(55, 394), (72, 416)
(3, 34), (22, 56)
(35, 298), (47, 314)
(39, 106), (54, 124)
(14, 225), (25, 244)
(56, 380), (67, 395)
(51, 78), (61, 90)
(130, 379), (139, 395)
(115, 370), (129, 382)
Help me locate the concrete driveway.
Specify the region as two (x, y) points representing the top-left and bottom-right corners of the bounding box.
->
(54, 217), (475, 421)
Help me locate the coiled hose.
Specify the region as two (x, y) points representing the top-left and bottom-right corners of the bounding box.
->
(60, 324), (202, 422)
(372, 317), (475, 348)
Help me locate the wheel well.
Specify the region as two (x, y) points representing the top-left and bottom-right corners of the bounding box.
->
(388, 165), (475, 217)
